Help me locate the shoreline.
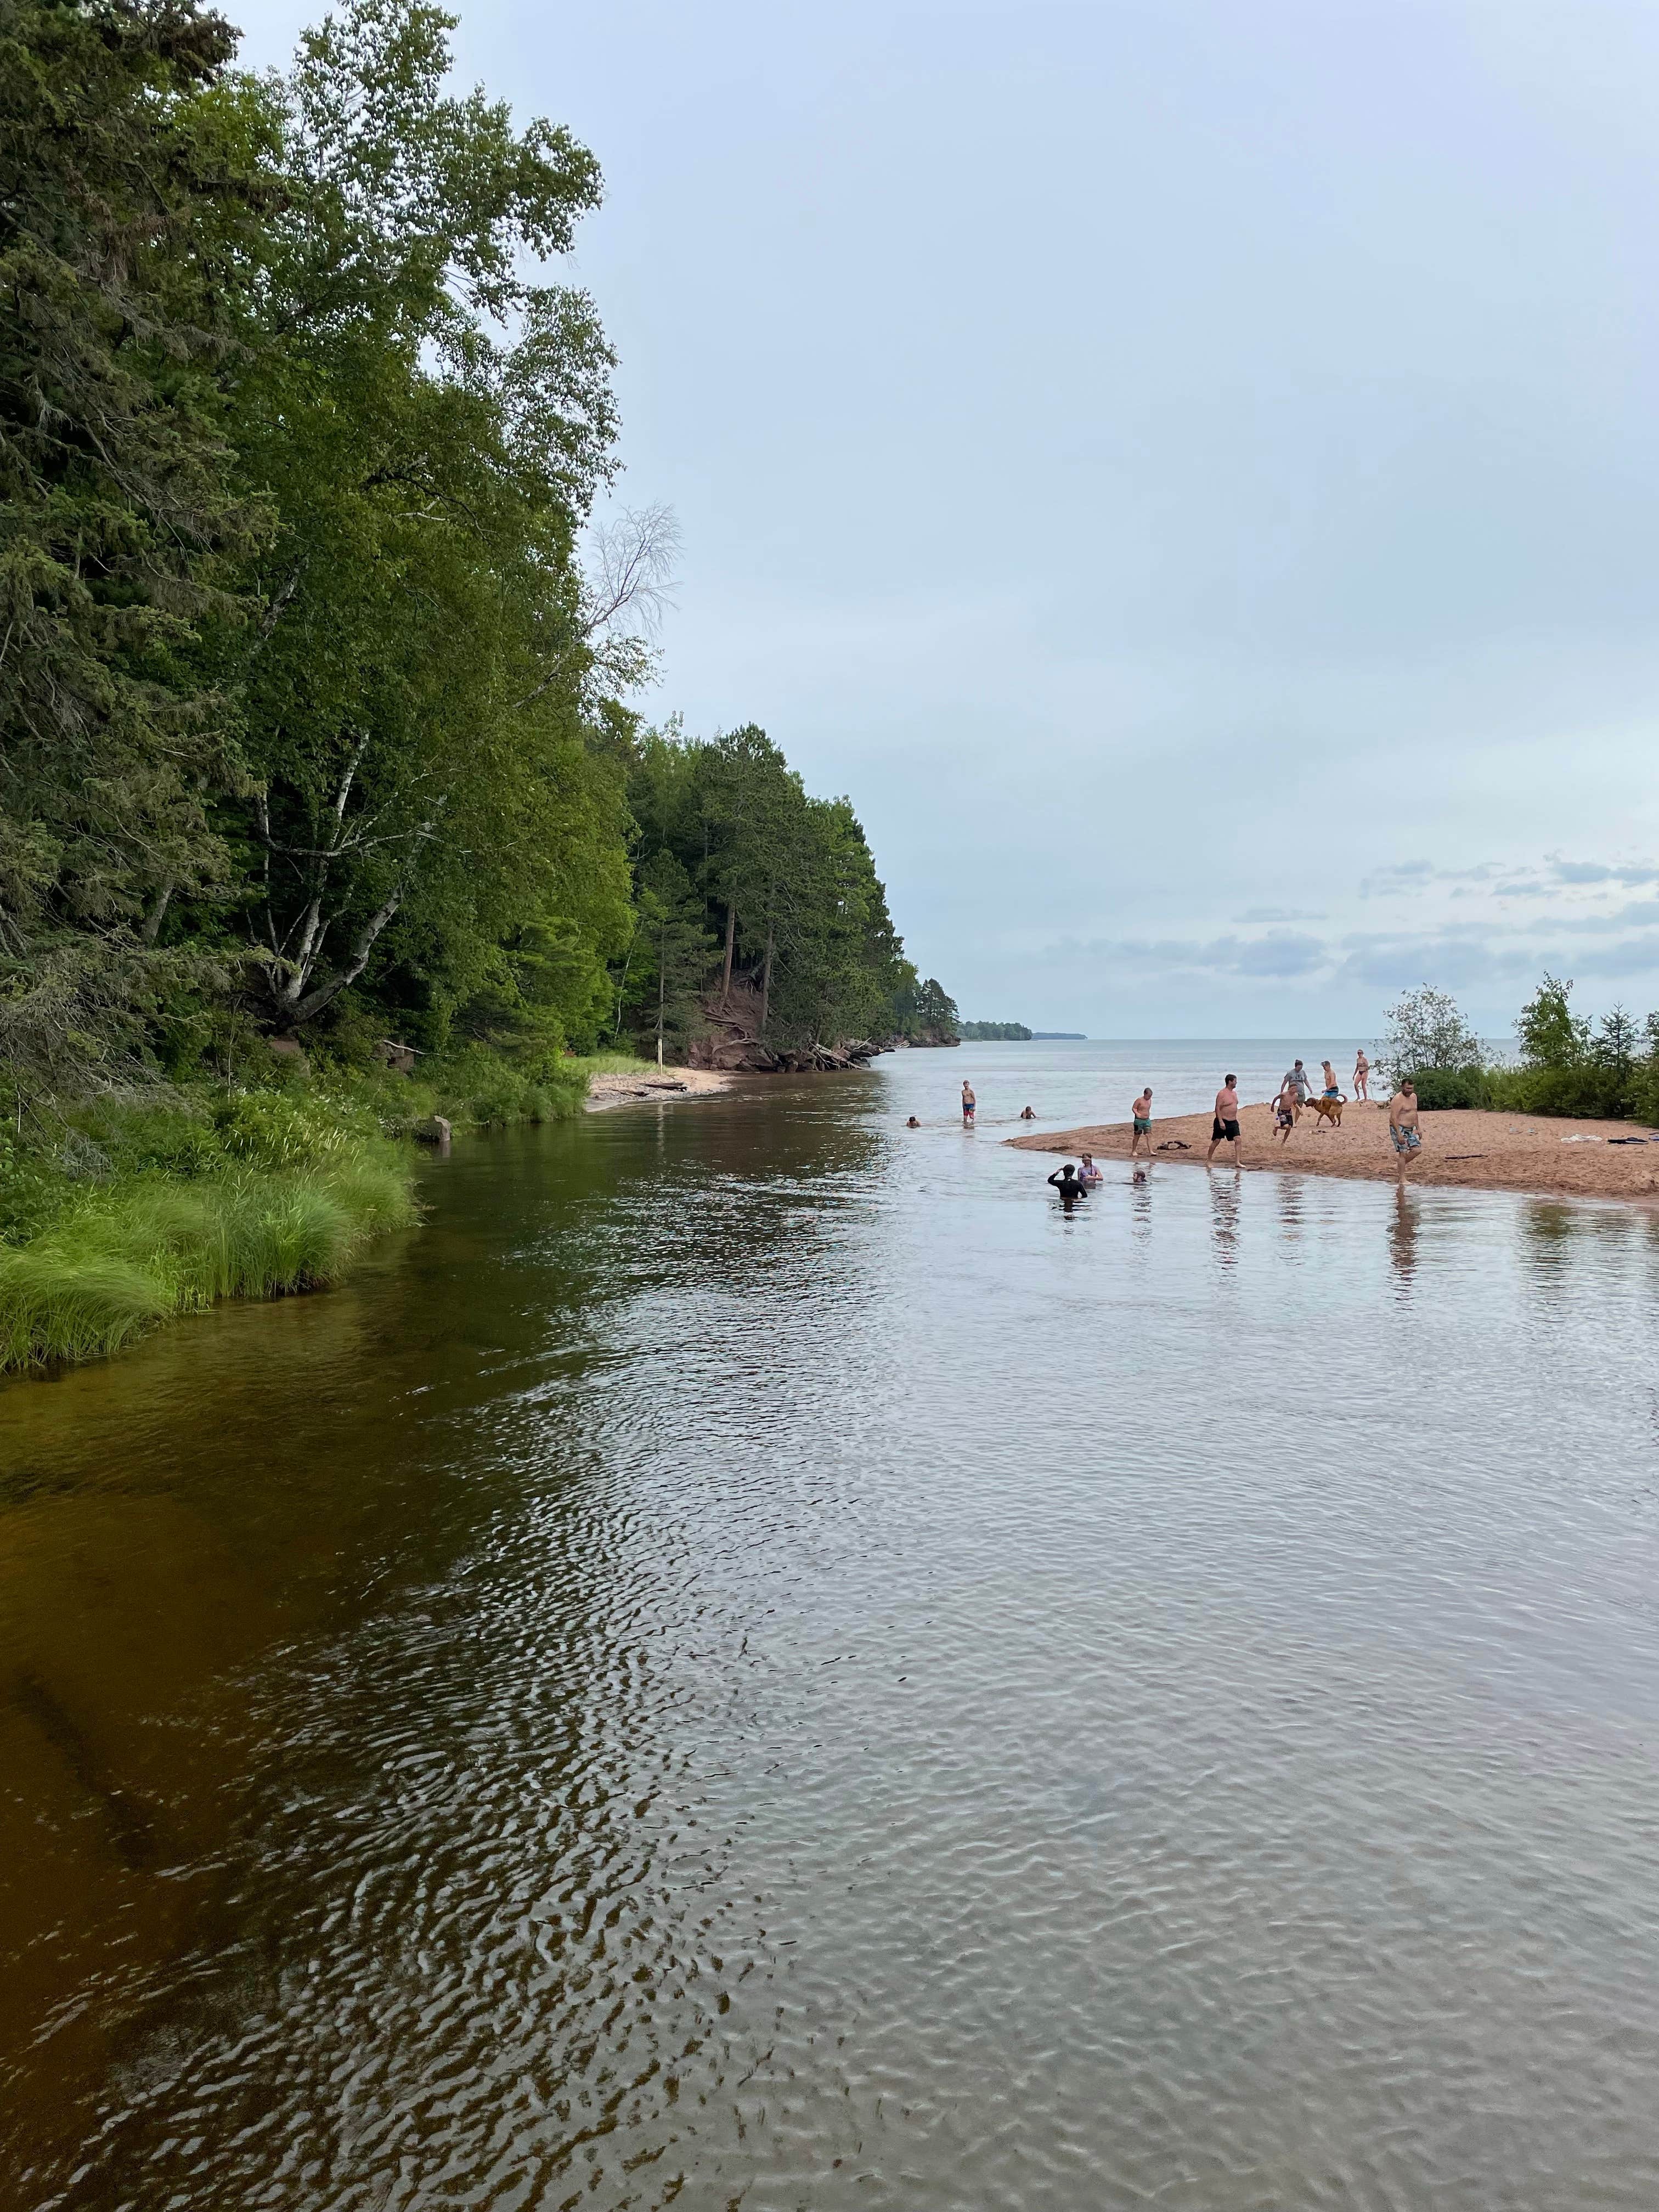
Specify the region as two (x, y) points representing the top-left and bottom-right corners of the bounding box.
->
(584, 1066), (736, 1113)
(1008, 1102), (1659, 1204)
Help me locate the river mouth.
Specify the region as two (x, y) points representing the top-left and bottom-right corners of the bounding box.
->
(7, 1051), (1659, 2209)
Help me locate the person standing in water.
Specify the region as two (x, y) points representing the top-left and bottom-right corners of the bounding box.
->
(1129, 1086), (1154, 1159)
(1048, 1164), (1088, 1206)
(1353, 1048), (1372, 1102)
(1207, 1074), (1242, 1165)
(1389, 1077), (1423, 1184)
(961, 1080), (976, 1125)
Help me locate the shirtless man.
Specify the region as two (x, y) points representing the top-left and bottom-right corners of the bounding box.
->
(1273, 1080), (1297, 1144)
(1388, 1077), (1422, 1184)
(961, 1081), (975, 1125)
(1207, 1073), (1242, 1165)
(1129, 1086), (1154, 1159)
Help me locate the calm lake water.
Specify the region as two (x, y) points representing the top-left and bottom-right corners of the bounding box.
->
(5, 1041), (1659, 2210)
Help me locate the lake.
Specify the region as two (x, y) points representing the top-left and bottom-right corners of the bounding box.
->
(5, 1040), (1659, 2209)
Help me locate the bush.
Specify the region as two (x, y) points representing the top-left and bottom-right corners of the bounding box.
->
(1406, 1065), (1491, 1110)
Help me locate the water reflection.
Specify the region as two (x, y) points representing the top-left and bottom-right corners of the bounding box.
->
(9, 1091), (1659, 2210)
(1389, 1188), (1419, 1295)
(1207, 1165), (1241, 1269)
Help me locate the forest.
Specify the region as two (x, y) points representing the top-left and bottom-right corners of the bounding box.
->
(0, 0), (953, 1366)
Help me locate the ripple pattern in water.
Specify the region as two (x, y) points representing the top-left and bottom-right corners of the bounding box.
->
(7, 1071), (1659, 2209)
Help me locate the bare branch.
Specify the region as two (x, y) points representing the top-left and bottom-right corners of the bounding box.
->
(580, 501), (680, 640)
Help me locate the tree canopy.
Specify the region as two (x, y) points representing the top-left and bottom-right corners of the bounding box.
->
(0, 0), (948, 1105)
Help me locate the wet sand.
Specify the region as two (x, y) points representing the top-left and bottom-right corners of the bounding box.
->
(1009, 1099), (1659, 1202)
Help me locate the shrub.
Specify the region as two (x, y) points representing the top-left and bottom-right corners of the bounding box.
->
(1407, 1065), (1491, 1110)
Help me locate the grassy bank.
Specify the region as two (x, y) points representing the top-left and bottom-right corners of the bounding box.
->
(0, 1049), (650, 1375)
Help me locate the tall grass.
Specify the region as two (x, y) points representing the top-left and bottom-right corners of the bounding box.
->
(0, 1043), (635, 1376)
(0, 1094), (417, 1374)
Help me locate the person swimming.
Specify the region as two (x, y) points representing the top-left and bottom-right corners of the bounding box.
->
(905, 1116), (920, 1128)
(1019, 1105), (1036, 1120)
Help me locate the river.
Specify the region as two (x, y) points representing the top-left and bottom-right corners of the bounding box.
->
(5, 1041), (1659, 2209)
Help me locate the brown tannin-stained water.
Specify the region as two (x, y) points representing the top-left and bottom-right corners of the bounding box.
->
(6, 1045), (1659, 2210)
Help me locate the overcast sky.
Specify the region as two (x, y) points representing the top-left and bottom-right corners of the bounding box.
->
(234, 0), (1659, 1038)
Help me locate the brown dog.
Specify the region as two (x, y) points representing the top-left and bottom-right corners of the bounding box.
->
(1306, 1093), (1344, 1131)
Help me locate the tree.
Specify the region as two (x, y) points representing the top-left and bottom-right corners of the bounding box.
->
(1379, 985), (1482, 1080)
(0, 0), (268, 1097)
(627, 853), (712, 1063)
(224, 0), (628, 1036)
(1516, 974), (1590, 1070)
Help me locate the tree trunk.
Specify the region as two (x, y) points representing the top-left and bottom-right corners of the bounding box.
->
(760, 916), (775, 1036)
(720, 903), (736, 1002)
(657, 926), (666, 1063)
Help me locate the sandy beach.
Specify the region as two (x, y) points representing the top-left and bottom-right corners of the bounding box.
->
(1009, 1099), (1659, 1203)
(584, 1065), (735, 1112)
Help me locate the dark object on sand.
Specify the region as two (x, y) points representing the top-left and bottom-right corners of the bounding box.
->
(1608, 1136), (1648, 1145)
(1445, 1153), (1485, 1160)
(1156, 1139), (1191, 1152)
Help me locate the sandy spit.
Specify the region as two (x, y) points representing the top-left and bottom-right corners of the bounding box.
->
(584, 1066), (736, 1113)
(1008, 1101), (1659, 1204)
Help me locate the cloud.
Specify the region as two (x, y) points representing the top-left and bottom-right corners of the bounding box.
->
(1239, 905), (1322, 924)
(1549, 859), (1659, 888)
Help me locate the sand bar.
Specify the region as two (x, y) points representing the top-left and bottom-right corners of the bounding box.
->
(585, 1066), (735, 1112)
(1009, 1101), (1659, 1203)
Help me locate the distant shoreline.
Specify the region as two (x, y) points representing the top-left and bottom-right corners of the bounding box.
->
(1009, 1103), (1659, 1204)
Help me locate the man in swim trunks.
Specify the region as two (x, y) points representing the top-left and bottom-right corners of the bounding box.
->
(1274, 1080), (1297, 1143)
(1129, 1086), (1154, 1159)
(961, 1081), (975, 1124)
(1207, 1074), (1242, 1164)
(1389, 1077), (1422, 1184)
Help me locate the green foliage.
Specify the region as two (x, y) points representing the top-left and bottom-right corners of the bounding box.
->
(1399, 1065), (1491, 1110)
(0, 0), (270, 1098)
(959, 1020), (1032, 1041)
(1378, 973), (1659, 1124)
(1378, 985), (1482, 1083)
(623, 723), (934, 1053)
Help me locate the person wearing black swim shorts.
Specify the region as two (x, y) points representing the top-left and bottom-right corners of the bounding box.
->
(1206, 1073), (1242, 1165)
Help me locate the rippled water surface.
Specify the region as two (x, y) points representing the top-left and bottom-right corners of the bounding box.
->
(6, 1043), (1659, 2210)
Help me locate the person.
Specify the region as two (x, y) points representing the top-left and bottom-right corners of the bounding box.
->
(1353, 1047), (1371, 1102)
(1078, 1152), (1103, 1183)
(1048, 1163), (1088, 1204)
(1019, 1105), (1037, 1120)
(1389, 1076), (1423, 1184)
(1273, 1081), (1296, 1143)
(905, 1116), (920, 1128)
(961, 1081), (975, 1124)
(1129, 1086), (1154, 1159)
(1281, 1059), (1311, 1120)
(1320, 1059), (1342, 1100)
(1207, 1074), (1242, 1164)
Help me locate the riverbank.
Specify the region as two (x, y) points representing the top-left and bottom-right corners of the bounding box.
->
(1010, 1101), (1659, 1201)
(0, 1049), (713, 1376)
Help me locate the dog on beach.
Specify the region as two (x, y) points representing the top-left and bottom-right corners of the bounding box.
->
(1306, 1094), (1344, 1131)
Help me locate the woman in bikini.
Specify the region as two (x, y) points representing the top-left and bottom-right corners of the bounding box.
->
(1353, 1048), (1371, 1102)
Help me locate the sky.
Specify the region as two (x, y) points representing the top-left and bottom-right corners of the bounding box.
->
(232, 0), (1659, 1039)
